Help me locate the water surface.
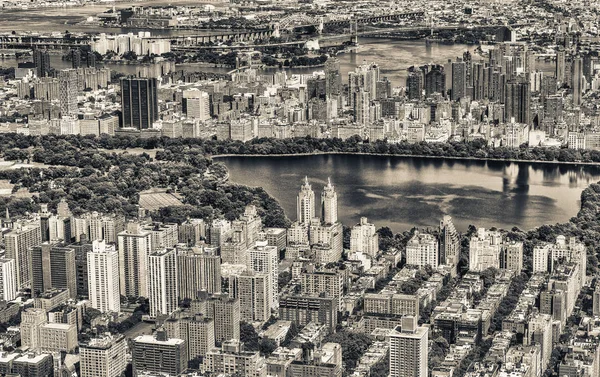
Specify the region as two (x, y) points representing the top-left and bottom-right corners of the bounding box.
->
(218, 154), (600, 232)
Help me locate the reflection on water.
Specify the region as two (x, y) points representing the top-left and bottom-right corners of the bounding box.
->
(218, 154), (600, 232)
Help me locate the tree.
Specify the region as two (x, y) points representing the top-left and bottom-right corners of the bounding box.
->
(259, 338), (278, 356)
(323, 330), (372, 370)
(240, 322), (260, 351)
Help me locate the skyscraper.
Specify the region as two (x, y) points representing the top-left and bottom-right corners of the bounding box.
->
(183, 89), (210, 121)
(205, 295), (240, 343)
(233, 270), (270, 323)
(148, 248), (179, 318)
(5, 221), (42, 289)
(0, 258), (17, 301)
(571, 55), (584, 107)
(439, 215), (460, 267)
(29, 243), (76, 298)
(451, 60), (467, 101)
(406, 68), (423, 100)
(321, 178), (337, 224)
(324, 58), (342, 99)
(425, 65), (446, 97)
(71, 49), (82, 69)
(247, 241), (279, 309)
(389, 316), (428, 377)
(556, 49), (566, 85)
(177, 246), (221, 299)
(33, 49), (51, 78)
(505, 77), (531, 124)
(88, 240), (120, 313)
(120, 77), (158, 129)
(118, 222), (152, 298)
(297, 177), (315, 225)
(59, 69), (79, 116)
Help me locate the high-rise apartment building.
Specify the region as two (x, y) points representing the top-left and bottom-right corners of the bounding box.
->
(505, 77), (531, 124)
(425, 65), (446, 97)
(297, 177), (316, 225)
(451, 60), (467, 101)
(177, 246), (221, 299)
(29, 243), (76, 299)
(33, 49), (51, 78)
(58, 69), (79, 116)
(406, 231), (439, 268)
(131, 330), (188, 377)
(5, 221), (42, 289)
(118, 222), (152, 298)
(279, 294), (338, 333)
(0, 258), (17, 301)
(350, 217), (379, 257)
(389, 316), (428, 377)
(148, 248), (178, 318)
(439, 215), (460, 267)
(247, 241), (279, 309)
(183, 89), (210, 121)
(499, 241), (524, 273)
(232, 270), (270, 323)
(209, 219), (231, 248)
(80, 334), (128, 377)
(163, 314), (215, 360)
(120, 77), (158, 129)
(406, 69), (423, 100)
(87, 240), (120, 313)
(301, 269), (345, 311)
(205, 294), (241, 343)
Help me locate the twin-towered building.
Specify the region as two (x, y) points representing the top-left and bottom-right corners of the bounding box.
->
(294, 177), (343, 263)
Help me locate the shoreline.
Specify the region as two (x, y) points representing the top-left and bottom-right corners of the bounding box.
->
(211, 151), (600, 167)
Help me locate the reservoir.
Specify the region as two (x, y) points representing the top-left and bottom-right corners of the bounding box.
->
(218, 154), (600, 232)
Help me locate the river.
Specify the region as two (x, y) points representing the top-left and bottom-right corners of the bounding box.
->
(0, 1), (556, 85)
(217, 154), (600, 233)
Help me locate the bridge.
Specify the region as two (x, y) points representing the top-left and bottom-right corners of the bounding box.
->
(0, 35), (90, 50)
(169, 11), (426, 47)
(171, 24), (506, 52)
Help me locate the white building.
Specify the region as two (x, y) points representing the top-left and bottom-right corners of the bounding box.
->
(80, 334), (128, 377)
(118, 222), (152, 298)
(297, 177), (315, 225)
(350, 217), (379, 257)
(247, 241), (279, 309)
(183, 89), (210, 121)
(148, 248), (179, 318)
(406, 231), (438, 268)
(0, 258), (17, 301)
(469, 228), (502, 272)
(88, 240), (121, 313)
(389, 316), (428, 377)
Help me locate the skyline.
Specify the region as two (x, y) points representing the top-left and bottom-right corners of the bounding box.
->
(0, 1), (599, 377)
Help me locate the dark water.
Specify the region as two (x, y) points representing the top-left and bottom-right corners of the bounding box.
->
(217, 154), (600, 232)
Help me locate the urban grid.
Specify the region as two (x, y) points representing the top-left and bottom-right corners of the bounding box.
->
(0, 0), (599, 376)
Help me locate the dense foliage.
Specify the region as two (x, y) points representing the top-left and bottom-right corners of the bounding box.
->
(2, 134), (600, 164)
(0, 135), (289, 227)
(322, 330), (373, 372)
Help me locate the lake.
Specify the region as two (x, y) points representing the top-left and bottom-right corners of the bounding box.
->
(217, 154), (600, 232)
